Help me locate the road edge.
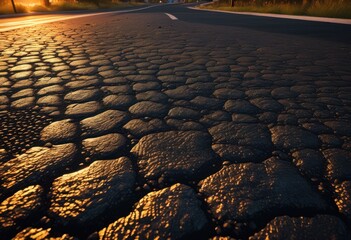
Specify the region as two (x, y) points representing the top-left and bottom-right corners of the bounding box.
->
(0, 4), (159, 19)
(188, 5), (351, 25)
(0, 5), (161, 32)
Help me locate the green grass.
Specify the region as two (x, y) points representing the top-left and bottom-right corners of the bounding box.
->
(307, 1), (351, 18)
(0, 2), (146, 15)
(201, 0), (351, 19)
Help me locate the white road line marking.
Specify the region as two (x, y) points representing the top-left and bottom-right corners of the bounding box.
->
(0, 5), (159, 32)
(188, 6), (351, 25)
(165, 13), (178, 20)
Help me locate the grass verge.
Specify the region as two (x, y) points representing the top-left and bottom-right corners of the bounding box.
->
(200, 0), (351, 19)
(0, 2), (146, 15)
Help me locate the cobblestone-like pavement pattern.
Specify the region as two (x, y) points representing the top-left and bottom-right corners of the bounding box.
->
(0, 6), (351, 239)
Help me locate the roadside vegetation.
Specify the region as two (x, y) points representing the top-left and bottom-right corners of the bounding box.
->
(200, 0), (351, 19)
(0, 0), (147, 14)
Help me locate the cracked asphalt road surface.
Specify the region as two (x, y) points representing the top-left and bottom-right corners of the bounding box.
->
(1, 3), (351, 239)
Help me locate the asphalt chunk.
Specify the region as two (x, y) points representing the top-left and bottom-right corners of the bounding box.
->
(250, 215), (349, 240)
(49, 157), (135, 225)
(132, 131), (216, 182)
(199, 158), (328, 223)
(99, 184), (208, 239)
(0, 144), (77, 196)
